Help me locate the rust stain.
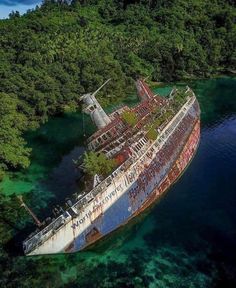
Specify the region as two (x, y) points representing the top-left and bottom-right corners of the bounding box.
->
(80, 120), (200, 252)
(85, 227), (102, 245)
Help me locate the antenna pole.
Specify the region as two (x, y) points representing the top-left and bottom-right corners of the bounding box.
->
(18, 196), (42, 227)
(92, 78), (111, 96)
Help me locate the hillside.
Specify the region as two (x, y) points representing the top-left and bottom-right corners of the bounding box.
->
(0, 0), (236, 177)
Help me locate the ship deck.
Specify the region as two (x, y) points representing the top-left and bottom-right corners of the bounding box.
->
(23, 92), (199, 255)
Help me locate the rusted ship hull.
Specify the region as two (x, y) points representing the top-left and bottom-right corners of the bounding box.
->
(24, 93), (200, 256)
(131, 120), (200, 218)
(67, 119), (200, 253)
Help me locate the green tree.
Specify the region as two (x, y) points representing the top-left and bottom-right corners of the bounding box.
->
(0, 0), (235, 178)
(83, 151), (116, 176)
(0, 93), (31, 171)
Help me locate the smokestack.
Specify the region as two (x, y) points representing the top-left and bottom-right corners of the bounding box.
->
(80, 79), (112, 129)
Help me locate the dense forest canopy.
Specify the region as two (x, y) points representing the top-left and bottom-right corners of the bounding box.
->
(0, 0), (236, 178)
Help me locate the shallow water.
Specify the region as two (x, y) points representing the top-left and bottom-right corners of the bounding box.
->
(1, 77), (236, 287)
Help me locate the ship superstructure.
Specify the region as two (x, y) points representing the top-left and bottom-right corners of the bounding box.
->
(23, 79), (200, 255)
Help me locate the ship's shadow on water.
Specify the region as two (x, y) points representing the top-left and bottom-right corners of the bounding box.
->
(35, 146), (85, 216)
(2, 113), (91, 257)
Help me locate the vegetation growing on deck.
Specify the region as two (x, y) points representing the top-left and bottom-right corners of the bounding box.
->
(145, 88), (191, 140)
(83, 151), (117, 177)
(121, 111), (138, 127)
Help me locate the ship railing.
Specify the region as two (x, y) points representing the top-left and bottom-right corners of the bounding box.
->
(152, 96), (195, 150)
(24, 94), (196, 254)
(131, 136), (152, 158)
(70, 95), (196, 211)
(94, 93), (194, 192)
(125, 95), (195, 176)
(23, 212), (71, 254)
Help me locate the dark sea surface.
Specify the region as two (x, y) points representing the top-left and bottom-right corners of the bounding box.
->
(1, 77), (236, 287)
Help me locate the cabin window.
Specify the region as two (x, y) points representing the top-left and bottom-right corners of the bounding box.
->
(102, 134), (107, 141)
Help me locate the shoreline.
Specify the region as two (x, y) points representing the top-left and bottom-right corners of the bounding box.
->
(1, 74), (235, 184)
(149, 72), (236, 88)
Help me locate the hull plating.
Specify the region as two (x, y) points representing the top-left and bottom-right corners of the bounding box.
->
(68, 120), (200, 253)
(26, 97), (200, 256)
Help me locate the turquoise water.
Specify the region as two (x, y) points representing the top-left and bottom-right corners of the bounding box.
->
(1, 77), (236, 287)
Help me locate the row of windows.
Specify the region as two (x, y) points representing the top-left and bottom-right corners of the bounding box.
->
(133, 137), (148, 153)
(89, 119), (129, 151)
(92, 122), (128, 150)
(135, 105), (149, 117)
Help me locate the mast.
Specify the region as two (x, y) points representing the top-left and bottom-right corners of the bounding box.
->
(18, 196), (42, 227)
(80, 79), (112, 129)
